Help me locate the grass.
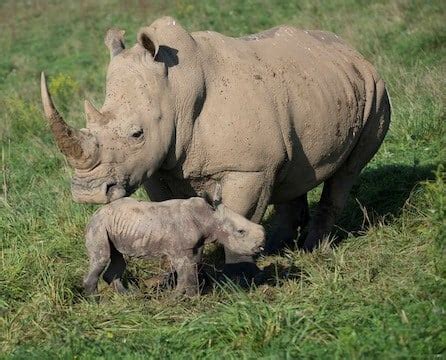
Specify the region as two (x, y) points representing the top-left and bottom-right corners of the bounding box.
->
(0, 0), (445, 358)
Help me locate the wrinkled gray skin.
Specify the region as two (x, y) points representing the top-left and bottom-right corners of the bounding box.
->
(41, 17), (391, 278)
(83, 196), (265, 296)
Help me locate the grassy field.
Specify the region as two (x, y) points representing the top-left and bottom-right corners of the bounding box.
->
(0, 0), (445, 358)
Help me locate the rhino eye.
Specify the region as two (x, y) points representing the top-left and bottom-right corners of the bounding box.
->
(237, 229), (246, 236)
(131, 129), (144, 139)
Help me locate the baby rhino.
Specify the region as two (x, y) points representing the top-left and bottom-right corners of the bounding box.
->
(83, 196), (265, 296)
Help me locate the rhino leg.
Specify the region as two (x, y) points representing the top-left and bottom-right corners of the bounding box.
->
(143, 172), (174, 201)
(265, 194), (309, 253)
(303, 85), (391, 251)
(102, 244), (127, 293)
(220, 171), (273, 282)
(172, 254), (200, 297)
(83, 226), (110, 296)
(302, 173), (354, 251)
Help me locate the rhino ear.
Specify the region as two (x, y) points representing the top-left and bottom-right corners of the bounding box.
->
(137, 28), (159, 58)
(105, 28), (125, 58)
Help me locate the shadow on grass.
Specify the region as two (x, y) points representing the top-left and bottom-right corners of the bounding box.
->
(74, 164), (437, 298)
(198, 260), (304, 293)
(261, 163), (437, 255)
(152, 163), (437, 293)
(258, 262), (304, 285)
(335, 163), (437, 237)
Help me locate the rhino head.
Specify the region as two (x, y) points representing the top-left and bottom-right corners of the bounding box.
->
(41, 27), (177, 203)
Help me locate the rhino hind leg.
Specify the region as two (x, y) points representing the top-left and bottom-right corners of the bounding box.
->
(265, 194), (309, 253)
(302, 173), (355, 251)
(102, 243), (127, 293)
(84, 259), (109, 296)
(303, 85), (391, 251)
(83, 226), (110, 295)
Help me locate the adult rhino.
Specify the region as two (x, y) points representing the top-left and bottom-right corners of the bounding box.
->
(41, 17), (390, 277)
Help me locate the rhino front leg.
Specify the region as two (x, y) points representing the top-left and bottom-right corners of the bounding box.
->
(265, 194), (309, 253)
(143, 172), (174, 202)
(220, 171), (272, 282)
(172, 254), (200, 297)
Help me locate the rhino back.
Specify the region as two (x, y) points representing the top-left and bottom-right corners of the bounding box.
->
(103, 198), (194, 258)
(188, 26), (382, 195)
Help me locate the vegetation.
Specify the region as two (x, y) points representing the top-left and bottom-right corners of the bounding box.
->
(1, 0), (444, 358)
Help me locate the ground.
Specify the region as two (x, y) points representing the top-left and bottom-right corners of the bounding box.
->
(0, 0), (445, 358)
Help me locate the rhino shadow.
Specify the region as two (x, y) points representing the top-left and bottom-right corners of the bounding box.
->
(193, 260), (304, 293)
(332, 163), (437, 239)
(189, 164), (438, 288)
(269, 162), (437, 251)
(71, 164), (436, 297)
(243, 163), (438, 286)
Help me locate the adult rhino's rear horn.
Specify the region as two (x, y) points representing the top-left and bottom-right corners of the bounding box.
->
(105, 28), (125, 58)
(84, 99), (105, 126)
(40, 72), (98, 169)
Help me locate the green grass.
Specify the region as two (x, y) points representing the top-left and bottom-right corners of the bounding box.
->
(1, 0), (445, 358)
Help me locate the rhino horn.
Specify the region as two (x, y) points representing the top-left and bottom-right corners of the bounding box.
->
(105, 28), (125, 58)
(40, 72), (97, 168)
(84, 99), (104, 126)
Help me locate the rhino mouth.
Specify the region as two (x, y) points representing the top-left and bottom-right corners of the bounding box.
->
(105, 182), (127, 200)
(253, 245), (265, 254)
(241, 245), (264, 256)
(71, 179), (129, 204)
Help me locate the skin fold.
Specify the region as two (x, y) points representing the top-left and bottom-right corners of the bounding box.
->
(41, 17), (391, 278)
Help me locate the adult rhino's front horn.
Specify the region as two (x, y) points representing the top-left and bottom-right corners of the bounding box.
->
(40, 72), (99, 169)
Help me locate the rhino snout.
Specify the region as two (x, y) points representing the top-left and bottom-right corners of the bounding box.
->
(251, 227), (266, 254)
(233, 226), (266, 256)
(105, 182), (127, 202)
(71, 180), (126, 204)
